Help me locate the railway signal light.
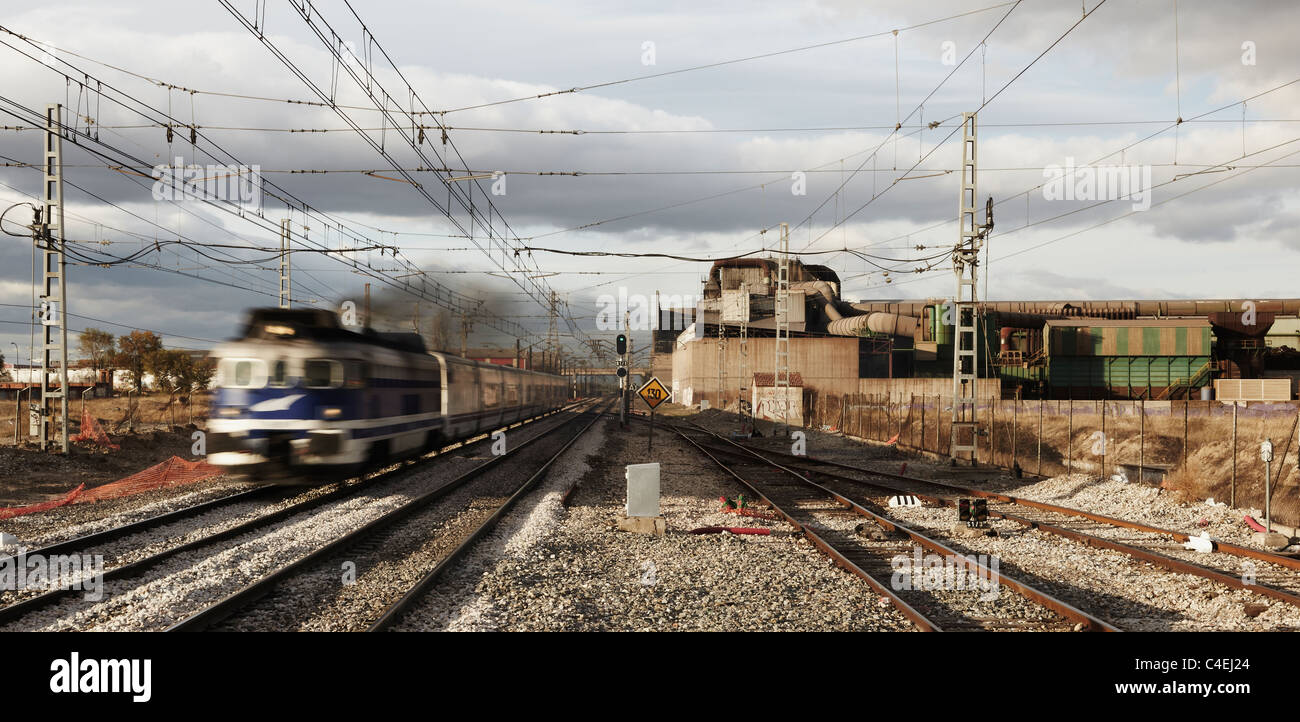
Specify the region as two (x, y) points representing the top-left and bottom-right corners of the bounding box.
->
(959, 498), (988, 527)
(616, 333), (627, 355)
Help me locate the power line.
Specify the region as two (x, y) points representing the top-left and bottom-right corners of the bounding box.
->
(0, 33), (542, 342)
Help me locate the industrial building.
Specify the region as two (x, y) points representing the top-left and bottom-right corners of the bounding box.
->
(662, 256), (1300, 412)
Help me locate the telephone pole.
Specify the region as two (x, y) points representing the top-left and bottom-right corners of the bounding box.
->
(39, 104), (69, 454)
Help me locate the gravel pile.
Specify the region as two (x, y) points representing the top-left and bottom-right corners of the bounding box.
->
(392, 417), (915, 631)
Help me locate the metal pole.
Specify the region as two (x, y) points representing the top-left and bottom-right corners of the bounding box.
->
(1037, 398), (1043, 476)
(278, 218), (291, 308)
(1099, 399), (1106, 478)
(1139, 399), (1145, 483)
(14, 386), (29, 446)
(1183, 400), (1189, 469)
(1231, 403), (1237, 507)
(40, 104), (69, 454)
(1265, 450), (1272, 534)
(1068, 399), (1073, 477)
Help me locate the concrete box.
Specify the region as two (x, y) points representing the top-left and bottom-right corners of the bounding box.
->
(625, 463), (661, 517)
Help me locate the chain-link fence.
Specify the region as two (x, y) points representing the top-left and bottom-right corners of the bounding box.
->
(809, 393), (1300, 525)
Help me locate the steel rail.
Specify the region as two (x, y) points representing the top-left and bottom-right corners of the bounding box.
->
(731, 443), (1300, 610)
(3, 403), (576, 567)
(0, 483), (278, 564)
(737, 443), (1300, 570)
(0, 405), (574, 626)
(368, 401), (610, 631)
(681, 430), (1118, 632)
(664, 423), (940, 632)
(169, 401), (605, 631)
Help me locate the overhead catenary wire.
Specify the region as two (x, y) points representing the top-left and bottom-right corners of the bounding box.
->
(0, 34), (540, 343)
(0, 4), (1018, 120)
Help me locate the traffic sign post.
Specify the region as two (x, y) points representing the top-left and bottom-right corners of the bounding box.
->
(637, 377), (670, 452)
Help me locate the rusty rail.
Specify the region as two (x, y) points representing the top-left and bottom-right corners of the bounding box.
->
(670, 422), (1118, 632)
(729, 442), (1300, 610)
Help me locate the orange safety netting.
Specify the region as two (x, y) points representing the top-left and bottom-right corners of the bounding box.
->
(0, 484), (85, 520)
(78, 456), (222, 503)
(0, 456), (223, 519)
(69, 407), (119, 450)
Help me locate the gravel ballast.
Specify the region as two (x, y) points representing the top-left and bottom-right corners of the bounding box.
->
(392, 416), (915, 631)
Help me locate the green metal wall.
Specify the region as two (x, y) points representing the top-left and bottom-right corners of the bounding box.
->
(1046, 355), (1210, 393)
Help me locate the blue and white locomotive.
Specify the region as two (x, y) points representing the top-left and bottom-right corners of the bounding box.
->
(206, 308), (566, 481)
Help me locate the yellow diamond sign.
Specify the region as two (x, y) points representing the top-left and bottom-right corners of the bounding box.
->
(636, 377), (670, 410)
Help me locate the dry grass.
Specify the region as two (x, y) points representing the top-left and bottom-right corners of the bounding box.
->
(811, 395), (1300, 526)
(0, 391), (212, 445)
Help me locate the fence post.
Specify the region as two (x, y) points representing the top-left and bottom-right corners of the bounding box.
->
(1231, 402), (1237, 507)
(1183, 400), (1189, 469)
(1012, 399), (1018, 471)
(991, 399), (997, 467)
(1068, 400), (1073, 477)
(1101, 399), (1106, 479)
(1037, 398), (1043, 476)
(920, 393), (925, 452)
(1139, 399), (1145, 483)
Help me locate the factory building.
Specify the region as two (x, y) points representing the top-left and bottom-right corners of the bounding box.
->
(666, 256), (1300, 412)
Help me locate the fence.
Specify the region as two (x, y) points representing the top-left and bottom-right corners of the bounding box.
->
(807, 392), (1300, 524)
(1, 392), (210, 446)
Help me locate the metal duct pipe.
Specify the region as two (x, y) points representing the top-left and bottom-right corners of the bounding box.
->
(827, 312), (919, 337)
(791, 280), (845, 321)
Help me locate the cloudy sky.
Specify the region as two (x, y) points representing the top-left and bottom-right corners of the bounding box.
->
(0, 0), (1297, 361)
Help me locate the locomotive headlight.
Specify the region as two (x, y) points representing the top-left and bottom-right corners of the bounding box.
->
(321, 407), (343, 419)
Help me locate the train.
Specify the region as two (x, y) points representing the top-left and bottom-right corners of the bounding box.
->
(206, 308), (567, 481)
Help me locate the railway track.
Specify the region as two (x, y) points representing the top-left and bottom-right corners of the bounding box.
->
(0, 403), (580, 629)
(666, 422), (1118, 632)
(169, 400), (610, 631)
(722, 438), (1300, 611)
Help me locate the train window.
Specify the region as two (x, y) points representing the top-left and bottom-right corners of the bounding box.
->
(303, 359), (343, 389)
(219, 359), (267, 389)
(268, 360), (291, 388)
